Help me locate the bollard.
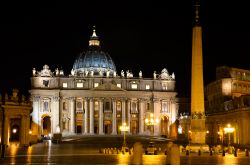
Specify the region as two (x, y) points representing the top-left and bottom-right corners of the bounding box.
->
(245, 149), (249, 157)
(222, 150), (225, 156)
(198, 149), (201, 156)
(210, 149), (213, 156)
(186, 150), (189, 156)
(234, 149), (237, 157)
(165, 150), (167, 155)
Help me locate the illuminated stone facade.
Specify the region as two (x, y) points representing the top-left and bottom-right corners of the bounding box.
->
(29, 28), (178, 140)
(0, 89), (32, 146)
(206, 66), (250, 147)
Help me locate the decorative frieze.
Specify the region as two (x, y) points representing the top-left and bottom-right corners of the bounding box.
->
(191, 112), (206, 119)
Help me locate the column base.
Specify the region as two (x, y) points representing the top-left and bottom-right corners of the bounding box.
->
(111, 132), (117, 135)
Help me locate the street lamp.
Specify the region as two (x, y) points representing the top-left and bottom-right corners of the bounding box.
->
(224, 124), (235, 147)
(120, 122), (129, 153)
(145, 113), (159, 136)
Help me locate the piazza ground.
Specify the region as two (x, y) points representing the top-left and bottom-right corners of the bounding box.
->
(0, 135), (250, 165)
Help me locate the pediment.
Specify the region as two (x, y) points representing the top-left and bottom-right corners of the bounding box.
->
(92, 83), (125, 91)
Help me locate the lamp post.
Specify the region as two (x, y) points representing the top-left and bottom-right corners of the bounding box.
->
(145, 113), (159, 136)
(224, 124), (235, 148)
(120, 122), (129, 152)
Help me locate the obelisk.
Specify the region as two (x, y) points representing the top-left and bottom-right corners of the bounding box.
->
(190, 0), (206, 146)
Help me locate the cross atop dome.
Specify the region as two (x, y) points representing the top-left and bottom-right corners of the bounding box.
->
(89, 25), (100, 47)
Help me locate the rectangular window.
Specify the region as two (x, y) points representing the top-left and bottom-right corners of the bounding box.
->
(131, 84), (137, 89)
(117, 83), (121, 88)
(94, 83), (99, 87)
(77, 83), (83, 88)
(146, 85), (150, 90)
(63, 83), (68, 88)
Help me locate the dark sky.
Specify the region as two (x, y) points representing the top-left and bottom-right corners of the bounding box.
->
(0, 1), (249, 97)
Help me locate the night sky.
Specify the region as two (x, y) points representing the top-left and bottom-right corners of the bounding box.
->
(0, 1), (249, 97)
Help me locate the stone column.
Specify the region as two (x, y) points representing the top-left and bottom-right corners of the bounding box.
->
(84, 98), (88, 134)
(127, 100), (131, 134)
(153, 99), (160, 136)
(20, 115), (28, 146)
(4, 116), (9, 145)
(52, 96), (60, 134)
(112, 99), (117, 135)
(122, 99), (126, 125)
(89, 98), (94, 134)
(99, 99), (104, 135)
(69, 97), (75, 134)
(139, 99), (145, 135)
(31, 96), (40, 138)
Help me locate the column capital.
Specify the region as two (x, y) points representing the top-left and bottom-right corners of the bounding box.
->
(69, 97), (75, 101)
(153, 98), (160, 102)
(32, 95), (41, 102)
(52, 96), (60, 102)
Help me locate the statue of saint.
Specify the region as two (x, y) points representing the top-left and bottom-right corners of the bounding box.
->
(99, 69), (103, 77)
(153, 71), (157, 79)
(90, 70), (94, 77)
(32, 68), (36, 76)
(71, 69), (75, 76)
(126, 70), (130, 78)
(55, 68), (59, 76)
(85, 70), (89, 77)
(106, 69), (110, 78)
(172, 72), (175, 79)
(113, 71), (117, 77)
(139, 71), (142, 78)
(121, 70), (124, 77)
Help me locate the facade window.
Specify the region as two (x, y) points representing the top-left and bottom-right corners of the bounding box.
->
(147, 103), (150, 111)
(94, 83), (99, 88)
(43, 80), (49, 87)
(94, 101), (99, 111)
(63, 83), (68, 88)
(117, 83), (121, 88)
(117, 101), (121, 111)
(77, 83), (83, 88)
(162, 103), (167, 112)
(43, 101), (49, 112)
(146, 85), (150, 90)
(131, 84), (137, 89)
(131, 102), (138, 113)
(105, 102), (110, 110)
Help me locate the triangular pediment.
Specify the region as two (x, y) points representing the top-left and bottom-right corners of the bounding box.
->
(92, 83), (125, 91)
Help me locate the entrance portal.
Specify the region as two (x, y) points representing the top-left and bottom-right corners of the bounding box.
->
(76, 125), (82, 134)
(42, 116), (51, 136)
(10, 124), (20, 141)
(161, 116), (169, 137)
(104, 120), (112, 134)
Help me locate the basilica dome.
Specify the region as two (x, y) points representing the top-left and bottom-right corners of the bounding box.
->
(72, 27), (116, 77)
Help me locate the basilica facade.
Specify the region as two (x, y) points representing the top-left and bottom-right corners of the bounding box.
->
(30, 28), (178, 140)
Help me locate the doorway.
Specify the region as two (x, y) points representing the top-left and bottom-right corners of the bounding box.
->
(42, 116), (51, 136)
(160, 116), (169, 137)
